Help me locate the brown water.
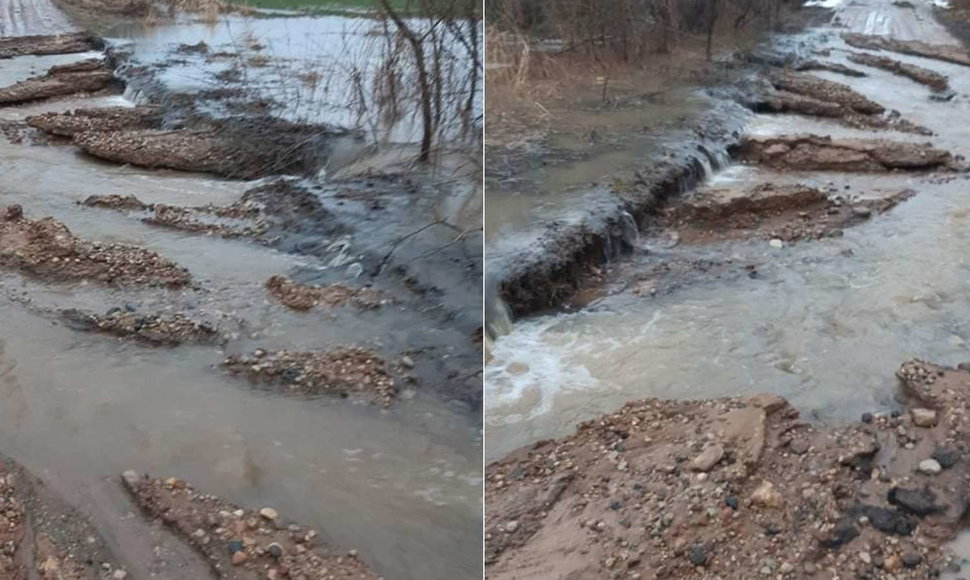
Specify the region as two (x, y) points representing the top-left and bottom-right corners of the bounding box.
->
(485, 0), (970, 463)
(0, 4), (482, 578)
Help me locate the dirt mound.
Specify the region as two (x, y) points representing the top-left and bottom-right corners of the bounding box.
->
(0, 61), (115, 106)
(80, 194), (149, 211)
(221, 347), (397, 407)
(265, 275), (386, 311)
(843, 33), (970, 67)
(73, 117), (340, 179)
(28, 106), (163, 137)
(847, 52), (950, 92)
(486, 359), (970, 578)
(121, 472), (377, 579)
(0, 205), (191, 287)
(0, 457), (124, 579)
(60, 308), (222, 346)
(768, 71), (885, 115)
(735, 135), (957, 172)
(663, 184), (914, 244)
(0, 33), (100, 59)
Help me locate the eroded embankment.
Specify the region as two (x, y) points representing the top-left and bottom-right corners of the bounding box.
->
(735, 134), (959, 172)
(486, 360), (970, 579)
(123, 472), (378, 579)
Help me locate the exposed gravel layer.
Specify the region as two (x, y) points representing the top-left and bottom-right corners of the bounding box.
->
(27, 106), (163, 136)
(0, 32), (99, 59)
(735, 134), (958, 172)
(265, 275), (386, 311)
(122, 472), (377, 579)
(847, 52), (950, 92)
(0, 59), (115, 105)
(486, 360), (970, 579)
(60, 307), (223, 346)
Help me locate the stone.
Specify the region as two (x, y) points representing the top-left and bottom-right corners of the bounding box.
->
(932, 447), (959, 468)
(724, 495), (739, 510)
(112, 571), (128, 580)
(789, 438), (810, 455)
(859, 551), (871, 565)
(121, 470), (139, 486)
(901, 550), (922, 568)
(889, 486), (942, 516)
(884, 554), (902, 572)
(505, 520), (519, 533)
(911, 408), (937, 427)
(259, 507), (279, 521)
(918, 458), (941, 475)
(228, 540), (244, 554)
(750, 480), (783, 509)
(267, 543), (283, 558)
(692, 444), (724, 472)
(769, 239), (784, 249)
(231, 550), (249, 565)
(688, 544), (707, 566)
(779, 562), (794, 574)
(851, 206), (872, 218)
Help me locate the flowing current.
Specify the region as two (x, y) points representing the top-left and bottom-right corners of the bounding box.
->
(486, 0), (970, 462)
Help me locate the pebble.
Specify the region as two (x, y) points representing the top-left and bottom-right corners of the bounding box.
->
(788, 438), (810, 455)
(859, 551), (871, 565)
(267, 543), (283, 558)
(227, 540), (244, 554)
(691, 444), (724, 472)
(769, 239), (784, 249)
(259, 507), (279, 521)
(851, 206), (872, 218)
(750, 480), (783, 508)
(688, 544), (707, 566)
(231, 551), (249, 565)
(902, 550), (922, 568)
(884, 554), (902, 571)
(911, 408), (938, 427)
(918, 458), (942, 475)
(112, 571), (128, 580)
(932, 447), (959, 468)
(724, 495), (738, 510)
(505, 520), (519, 533)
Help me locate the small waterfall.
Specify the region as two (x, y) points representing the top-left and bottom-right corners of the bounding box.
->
(619, 210), (640, 248)
(485, 275), (514, 341)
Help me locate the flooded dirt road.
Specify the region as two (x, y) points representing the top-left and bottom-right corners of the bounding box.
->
(0, 0), (482, 578)
(486, 0), (970, 460)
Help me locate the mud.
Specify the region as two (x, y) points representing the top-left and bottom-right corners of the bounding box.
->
(843, 33), (970, 67)
(265, 275), (386, 311)
(486, 360), (970, 579)
(0, 205), (191, 288)
(122, 472), (377, 579)
(0, 456), (124, 580)
(0, 59), (115, 105)
(661, 184), (915, 244)
(60, 307), (223, 346)
(755, 90), (930, 134)
(27, 106), (163, 136)
(768, 71), (886, 115)
(847, 52), (950, 92)
(0, 32), (98, 59)
(221, 347), (398, 407)
(735, 134), (958, 172)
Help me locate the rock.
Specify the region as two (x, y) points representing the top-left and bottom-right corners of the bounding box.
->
(854, 504), (916, 536)
(267, 542), (283, 558)
(505, 520), (519, 533)
(401, 355), (415, 368)
(724, 495), (739, 510)
(851, 206), (872, 218)
(121, 470), (139, 487)
(861, 412), (874, 423)
(918, 458), (941, 475)
(688, 544), (707, 566)
(821, 518), (859, 548)
(231, 550), (249, 565)
(888, 486), (942, 516)
(789, 438), (810, 455)
(911, 408), (937, 427)
(692, 444), (724, 471)
(750, 480), (783, 508)
(228, 540), (244, 554)
(902, 550), (922, 568)
(884, 554), (902, 571)
(859, 551), (871, 565)
(259, 507), (279, 521)
(112, 571), (128, 580)
(779, 562), (794, 574)
(769, 238), (784, 249)
(932, 447), (959, 468)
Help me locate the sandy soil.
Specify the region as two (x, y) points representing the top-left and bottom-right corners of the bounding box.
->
(486, 360), (970, 579)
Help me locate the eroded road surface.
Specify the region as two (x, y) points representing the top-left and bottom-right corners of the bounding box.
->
(488, 0), (970, 575)
(0, 0), (482, 578)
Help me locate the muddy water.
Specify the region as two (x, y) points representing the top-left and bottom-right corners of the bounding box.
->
(486, 1), (970, 462)
(1, 34), (480, 580)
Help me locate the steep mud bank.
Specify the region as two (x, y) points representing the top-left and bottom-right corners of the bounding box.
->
(843, 33), (970, 67)
(27, 106), (162, 136)
(0, 32), (98, 59)
(486, 360), (970, 579)
(847, 52), (951, 92)
(123, 472), (377, 579)
(735, 134), (958, 172)
(0, 59), (116, 105)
